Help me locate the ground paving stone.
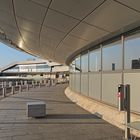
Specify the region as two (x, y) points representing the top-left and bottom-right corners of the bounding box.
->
(0, 84), (124, 140)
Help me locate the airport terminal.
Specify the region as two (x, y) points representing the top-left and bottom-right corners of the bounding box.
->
(0, 0), (140, 139)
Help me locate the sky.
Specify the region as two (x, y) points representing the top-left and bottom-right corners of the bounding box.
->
(0, 42), (37, 68)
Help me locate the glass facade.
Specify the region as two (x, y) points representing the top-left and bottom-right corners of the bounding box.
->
(89, 48), (101, 72)
(124, 32), (140, 69)
(81, 53), (88, 73)
(69, 29), (140, 113)
(103, 40), (122, 71)
(75, 56), (81, 73)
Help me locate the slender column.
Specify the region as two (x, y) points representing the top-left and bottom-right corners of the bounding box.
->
(125, 85), (130, 140)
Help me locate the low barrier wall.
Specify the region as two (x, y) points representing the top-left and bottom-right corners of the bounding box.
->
(65, 87), (140, 137)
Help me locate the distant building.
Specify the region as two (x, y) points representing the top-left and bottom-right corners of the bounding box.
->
(0, 60), (69, 79)
(131, 59), (140, 69)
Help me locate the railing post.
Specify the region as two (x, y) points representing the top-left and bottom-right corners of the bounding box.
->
(19, 85), (22, 93)
(16, 81), (18, 86)
(4, 81), (7, 88)
(2, 87), (6, 97)
(32, 80), (35, 88)
(24, 81), (27, 85)
(44, 79), (47, 86)
(2, 82), (4, 88)
(11, 86), (14, 94)
(26, 83), (29, 91)
(21, 81), (23, 86)
(9, 81), (12, 87)
(36, 81), (38, 87)
(39, 80), (41, 88)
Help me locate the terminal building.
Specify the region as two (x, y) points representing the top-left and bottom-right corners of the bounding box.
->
(0, 59), (69, 80)
(0, 0), (140, 134)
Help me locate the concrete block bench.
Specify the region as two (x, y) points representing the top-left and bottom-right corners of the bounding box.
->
(26, 101), (46, 118)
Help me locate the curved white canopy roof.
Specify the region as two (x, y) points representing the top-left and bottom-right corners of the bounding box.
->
(0, 0), (140, 64)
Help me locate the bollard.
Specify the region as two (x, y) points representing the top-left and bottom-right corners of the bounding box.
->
(44, 80), (47, 86)
(48, 79), (51, 87)
(1, 82), (4, 88)
(11, 86), (14, 94)
(9, 81), (12, 87)
(4, 81), (7, 88)
(21, 81), (23, 86)
(32, 80), (35, 88)
(26, 84), (29, 91)
(33, 82), (35, 88)
(45, 80), (48, 87)
(52, 79), (56, 86)
(16, 81), (18, 86)
(36, 81), (38, 87)
(2, 87), (6, 97)
(19, 85), (22, 93)
(24, 81), (26, 85)
(39, 82), (41, 88)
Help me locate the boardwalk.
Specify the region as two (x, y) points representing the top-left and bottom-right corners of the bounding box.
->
(0, 84), (124, 140)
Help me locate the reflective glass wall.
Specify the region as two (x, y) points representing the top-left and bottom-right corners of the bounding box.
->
(69, 29), (140, 114)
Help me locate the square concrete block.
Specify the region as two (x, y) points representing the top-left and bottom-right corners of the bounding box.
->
(26, 101), (46, 117)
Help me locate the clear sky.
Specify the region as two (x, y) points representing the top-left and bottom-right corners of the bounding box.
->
(0, 42), (37, 68)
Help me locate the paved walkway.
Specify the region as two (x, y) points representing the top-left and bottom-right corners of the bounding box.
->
(0, 84), (124, 140)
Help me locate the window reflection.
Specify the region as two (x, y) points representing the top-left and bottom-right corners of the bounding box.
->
(70, 60), (76, 73)
(103, 40), (122, 71)
(81, 53), (88, 72)
(75, 56), (81, 72)
(124, 32), (140, 69)
(89, 49), (101, 72)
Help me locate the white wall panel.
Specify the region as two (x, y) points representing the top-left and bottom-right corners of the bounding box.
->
(81, 73), (88, 96)
(69, 74), (72, 89)
(75, 73), (81, 93)
(71, 73), (75, 91)
(89, 72), (101, 100)
(102, 73), (122, 106)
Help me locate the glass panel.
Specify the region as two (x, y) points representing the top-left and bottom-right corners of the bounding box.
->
(81, 53), (88, 72)
(89, 49), (101, 72)
(70, 60), (76, 73)
(124, 32), (140, 69)
(69, 63), (73, 73)
(103, 40), (122, 71)
(75, 56), (81, 73)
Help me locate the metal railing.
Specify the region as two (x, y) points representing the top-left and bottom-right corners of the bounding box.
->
(0, 78), (68, 99)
